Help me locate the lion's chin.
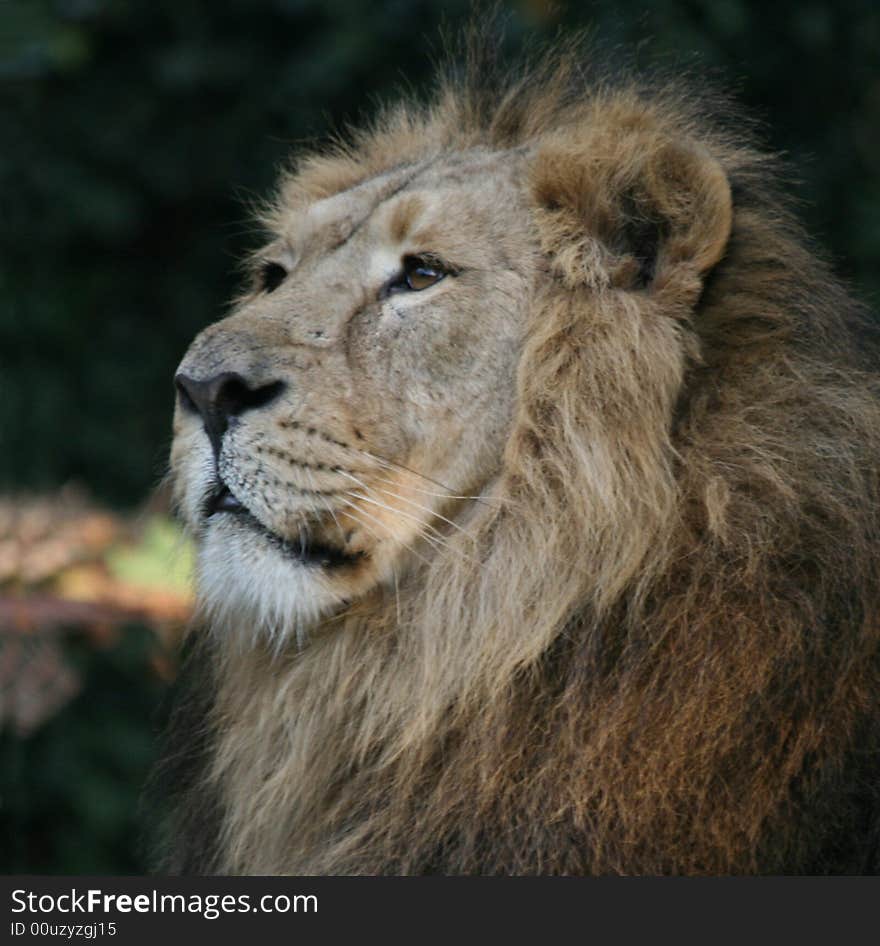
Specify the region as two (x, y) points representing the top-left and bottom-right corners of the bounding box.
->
(195, 512), (359, 647)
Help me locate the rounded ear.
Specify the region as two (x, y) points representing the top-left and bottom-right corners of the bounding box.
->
(530, 124), (732, 295)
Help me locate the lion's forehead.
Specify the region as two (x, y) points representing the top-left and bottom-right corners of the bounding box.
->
(297, 163), (423, 239)
(275, 148), (527, 265)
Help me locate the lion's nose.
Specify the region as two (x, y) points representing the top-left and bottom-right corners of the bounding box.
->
(175, 371), (286, 456)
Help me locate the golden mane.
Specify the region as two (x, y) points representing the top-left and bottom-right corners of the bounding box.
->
(159, 40), (880, 874)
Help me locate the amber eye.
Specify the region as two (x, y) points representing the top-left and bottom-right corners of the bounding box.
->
(388, 255), (449, 294)
(260, 261), (287, 294)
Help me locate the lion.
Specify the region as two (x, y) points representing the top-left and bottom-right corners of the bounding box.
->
(160, 40), (880, 875)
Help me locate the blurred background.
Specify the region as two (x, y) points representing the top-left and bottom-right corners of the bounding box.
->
(1, 0), (878, 874)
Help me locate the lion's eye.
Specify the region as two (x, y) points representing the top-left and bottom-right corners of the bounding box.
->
(389, 255), (448, 294)
(260, 261), (287, 294)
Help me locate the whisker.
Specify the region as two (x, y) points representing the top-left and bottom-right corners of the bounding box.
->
(336, 497), (433, 569)
(336, 470), (471, 542)
(341, 484), (458, 552)
(341, 488), (480, 568)
(369, 471), (510, 506)
(354, 448), (510, 511)
(348, 447), (464, 496)
(304, 468), (348, 548)
(367, 479), (475, 541)
(343, 490), (450, 557)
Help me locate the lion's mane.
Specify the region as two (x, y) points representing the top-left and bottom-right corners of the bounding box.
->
(159, 41), (880, 875)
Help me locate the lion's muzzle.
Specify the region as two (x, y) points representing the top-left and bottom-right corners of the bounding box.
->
(175, 369), (286, 458)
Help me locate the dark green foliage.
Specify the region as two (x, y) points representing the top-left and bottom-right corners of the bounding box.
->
(0, 625), (167, 873)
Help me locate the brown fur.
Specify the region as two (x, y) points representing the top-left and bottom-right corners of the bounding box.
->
(163, 40), (880, 874)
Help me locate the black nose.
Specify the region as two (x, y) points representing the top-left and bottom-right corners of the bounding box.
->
(175, 371), (285, 456)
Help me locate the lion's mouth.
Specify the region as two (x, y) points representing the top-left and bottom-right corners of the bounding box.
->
(207, 483), (247, 515)
(204, 481), (363, 569)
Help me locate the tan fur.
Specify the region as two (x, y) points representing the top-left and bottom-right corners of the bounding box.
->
(165, 42), (880, 874)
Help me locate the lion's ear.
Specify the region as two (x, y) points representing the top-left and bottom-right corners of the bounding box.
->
(530, 126), (732, 295)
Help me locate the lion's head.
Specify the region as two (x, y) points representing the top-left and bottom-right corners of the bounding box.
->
(165, 45), (880, 875)
(171, 145), (535, 639)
